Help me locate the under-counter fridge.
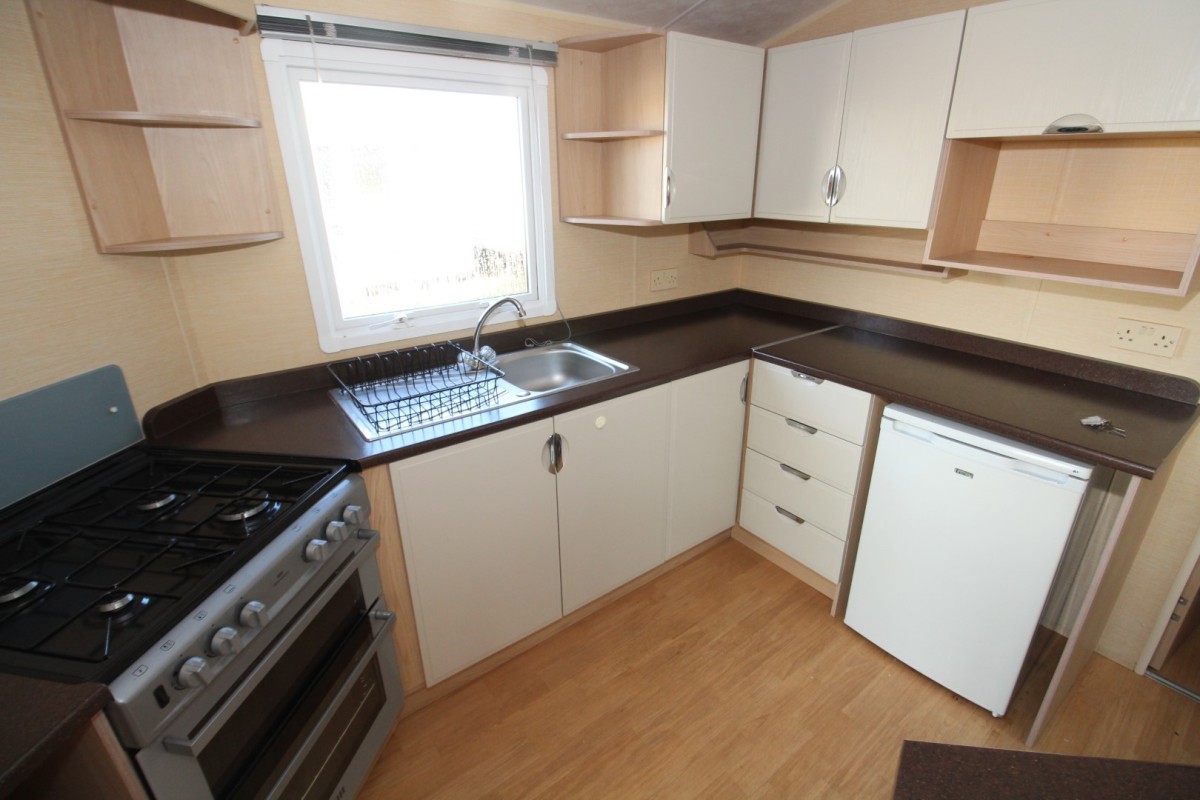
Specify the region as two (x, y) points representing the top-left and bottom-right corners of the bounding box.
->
(844, 405), (1093, 717)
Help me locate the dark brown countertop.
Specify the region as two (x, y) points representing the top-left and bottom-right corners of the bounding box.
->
(13, 291), (1199, 786)
(755, 325), (1198, 478)
(0, 675), (109, 794)
(143, 290), (1198, 478)
(892, 739), (1200, 799)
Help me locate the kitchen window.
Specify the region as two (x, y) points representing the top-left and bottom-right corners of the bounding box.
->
(262, 37), (555, 353)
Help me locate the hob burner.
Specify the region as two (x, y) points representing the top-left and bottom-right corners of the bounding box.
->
(96, 591), (136, 615)
(216, 491), (275, 523)
(0, 578), (39, 605)
(135, 491), (179, 513)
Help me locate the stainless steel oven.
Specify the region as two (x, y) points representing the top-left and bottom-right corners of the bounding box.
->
(0, 365), (405, 800)
(132, 520), (402, 799)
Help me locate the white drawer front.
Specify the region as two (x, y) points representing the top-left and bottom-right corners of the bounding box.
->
(746, 405), (862, 494)
(751, 359), (871, 445)
(742, 449), (852, 540)
(739, 489), (844, 582)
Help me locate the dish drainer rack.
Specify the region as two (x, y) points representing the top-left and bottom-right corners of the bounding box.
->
(328, 342), (503, 435)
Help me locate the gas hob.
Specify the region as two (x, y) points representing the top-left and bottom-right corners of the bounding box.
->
(0, 446), (351, 684)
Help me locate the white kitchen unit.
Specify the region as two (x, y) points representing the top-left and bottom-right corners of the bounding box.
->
(390, 420), (562, 685)
(666, 361), (748, 558)
(738, 359), (874, 591)
(753, 11), (964, 228)
(845, 405), (1093, 717)
(556, 30), (763, 225)
(947, 0), (1200, 138)
(556, 386), (671, 613)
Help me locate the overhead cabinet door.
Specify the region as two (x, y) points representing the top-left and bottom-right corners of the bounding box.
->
(662, 33), (765, 222)
(947, 0), (1200, 138)
(754, 35), (852, 223)
(754, 11), (964, 228)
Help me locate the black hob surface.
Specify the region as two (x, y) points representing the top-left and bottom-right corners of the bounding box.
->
(0, 447), (350, 683)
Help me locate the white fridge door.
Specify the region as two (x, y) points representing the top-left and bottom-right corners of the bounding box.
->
(844, 419), (1087, 715)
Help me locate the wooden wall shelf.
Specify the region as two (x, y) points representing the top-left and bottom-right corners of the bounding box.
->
(689, 219), (961, 279)
(27, 0), (282, 256)
(925, 136), (1200, 295)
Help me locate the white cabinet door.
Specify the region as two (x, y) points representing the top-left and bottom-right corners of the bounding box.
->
(754, 13), (963, 228)
(947, 0), (1200, 138)
(666, 361), (748, 558)
(663, 33), (765, 223)
(754, 35), (852, 223)
(390, 420), (562, 685)
(555, 386), (671, 613)
(832, 11), (965, 227)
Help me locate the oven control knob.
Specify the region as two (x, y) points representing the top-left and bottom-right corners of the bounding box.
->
(239, 600), (269, 629)
(325, 520), (349, 542)
(175, 656), (212, 689)
(209, 626), (243, 656)
(342, 504), (366, 526)
(304, 538), (330, 563)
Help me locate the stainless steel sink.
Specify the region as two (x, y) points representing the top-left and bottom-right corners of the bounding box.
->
(493, 343), (634, 394)
(330, 341), (636, 441)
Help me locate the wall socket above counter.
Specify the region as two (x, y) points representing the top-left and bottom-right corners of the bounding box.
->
(1114, 319), (1183, 358)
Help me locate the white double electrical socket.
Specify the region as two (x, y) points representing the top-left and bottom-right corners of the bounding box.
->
(1113, 318), (1183, 358)
(650, 268), (679, 291)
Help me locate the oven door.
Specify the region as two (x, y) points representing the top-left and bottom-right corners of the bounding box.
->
(135, 535), (404, 800)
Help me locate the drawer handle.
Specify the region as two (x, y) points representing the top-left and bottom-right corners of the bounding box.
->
(789, 370), (824, 385)
(780, 463), (811, 481)
(775, 506), (805, 526)
(785, 417), (818, 435)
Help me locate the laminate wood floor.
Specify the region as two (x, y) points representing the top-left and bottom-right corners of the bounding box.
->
(360, 540), (1200, 799)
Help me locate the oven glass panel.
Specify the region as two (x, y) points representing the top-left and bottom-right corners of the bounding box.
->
(198, 575), (372, 798)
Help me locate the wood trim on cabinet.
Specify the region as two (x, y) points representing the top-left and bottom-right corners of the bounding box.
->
(691, 219), (961, 279)
(362, 466), (426, 694)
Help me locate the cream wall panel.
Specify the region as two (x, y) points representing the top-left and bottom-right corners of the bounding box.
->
(0, 3), (195, 416)
(634, 227), (739, 306)
(739, 255), (1041, 342)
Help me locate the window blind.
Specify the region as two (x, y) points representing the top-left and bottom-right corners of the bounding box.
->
(255, 5), (557, 66)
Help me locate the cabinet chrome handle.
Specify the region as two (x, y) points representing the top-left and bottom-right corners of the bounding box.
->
(1043, 113), (1104, 134)
(831, 165), (845, 206)
(780, 463), (811, 481)
(739, 376), (748, 404)
(789, 369), (824, 385)
(664, 168), (675, 209)
(785, 417), (818, 435)
(821, 166), (837, 207)
(544, 433), (564, 474)
(775, 506), (805, 525)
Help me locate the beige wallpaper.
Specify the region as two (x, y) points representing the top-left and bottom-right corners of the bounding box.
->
(0, 3), (197, 416)
(2, 0), (1194, 670)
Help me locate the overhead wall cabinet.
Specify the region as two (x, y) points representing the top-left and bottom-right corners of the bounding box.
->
(25, 0), (282, 254)
(555, 29), (764, 225)
(753, 11), (965, 229)
(946, 0), (1200, 138)
(927, 0), (1200, 295)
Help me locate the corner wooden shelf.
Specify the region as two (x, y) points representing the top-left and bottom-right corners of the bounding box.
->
(689, 219), (961, 279)
(556, 28), (668, 225)
(64, 110), (262, 128)
(925, 136), (1200, 295)
(26, 0), (282, 256)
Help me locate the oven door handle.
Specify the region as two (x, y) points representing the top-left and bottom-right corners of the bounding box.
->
(261, 610), (396, 800)
(162, 533), (383, 757)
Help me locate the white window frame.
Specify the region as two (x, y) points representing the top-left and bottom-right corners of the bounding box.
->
(261, 37), (555, 353)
